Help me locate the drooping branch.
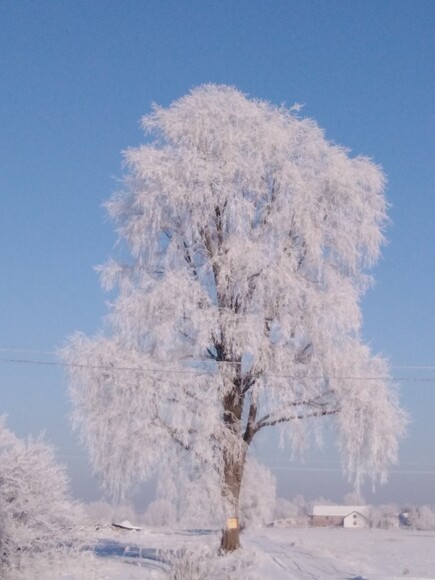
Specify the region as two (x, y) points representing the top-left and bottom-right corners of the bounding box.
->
(153, 416), (220, 473)
(214, 202), (225, 249)
(153, 416), (192, 453)
(294, 342), (313, 364)
(183, 240), (199, 279)
(258, 176), (277, 228)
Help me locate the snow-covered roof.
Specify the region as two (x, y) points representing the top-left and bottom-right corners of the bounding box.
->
(311, 505), (369, 517)
(112, 520), (142, 531)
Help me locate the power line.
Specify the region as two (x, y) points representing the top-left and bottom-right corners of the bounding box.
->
(2, 348), (435, 371)
(263, 465), (435, 475)
(1, 355), (435, 382)
(51, 451), (435, 474)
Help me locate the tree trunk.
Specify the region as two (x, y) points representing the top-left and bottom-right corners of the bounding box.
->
(219, 454), (245, 553)
(220, 522), (240, 553)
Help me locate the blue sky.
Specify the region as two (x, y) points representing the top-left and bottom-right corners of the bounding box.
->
(1, 0), (434, 507)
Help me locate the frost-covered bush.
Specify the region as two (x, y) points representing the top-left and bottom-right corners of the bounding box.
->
(176, 464), (224, 527)
(274, 494), (309, 520)
(368, 504), (399, 529)
(143, 499), (177, 527)
(84, 500), (114, 527)
(408, 505), (435, 530)
(112, 501), (139, 525)
(176, 457), (275, 529)
(239, 458), (276, 528)
(166, 545), (263, 580)
(0, 418), (85, 578)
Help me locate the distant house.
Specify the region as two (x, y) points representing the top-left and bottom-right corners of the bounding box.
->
(310, 505), (369, 528)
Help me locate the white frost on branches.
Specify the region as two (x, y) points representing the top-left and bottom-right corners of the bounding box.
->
(63, 85), (406, 513)
(0, 418), (84, 578)
(239, 458), (276, 528)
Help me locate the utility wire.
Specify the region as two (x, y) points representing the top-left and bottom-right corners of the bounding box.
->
(261, 465), (435, 474)
(1, 355), (435, 382)
(2, 348), (435, 371)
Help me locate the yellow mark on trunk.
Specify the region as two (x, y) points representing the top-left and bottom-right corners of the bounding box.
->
(227, 517), (238, 530)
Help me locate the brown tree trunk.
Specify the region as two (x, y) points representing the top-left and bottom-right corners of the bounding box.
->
(219, 454), (245, 553)
(220, 522), (241, 553)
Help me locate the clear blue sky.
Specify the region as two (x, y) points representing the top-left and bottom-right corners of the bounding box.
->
(1, 0), (434, 507)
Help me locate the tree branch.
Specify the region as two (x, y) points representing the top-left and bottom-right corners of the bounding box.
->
(250, 407), (339, 441)
(154, 416), (220, 472)
(183, 241), (199, 279)
(243, 395), (258, 445)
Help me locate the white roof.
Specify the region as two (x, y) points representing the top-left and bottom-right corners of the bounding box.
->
(112, 519), (142, 530)
(312, 505), (369, 517)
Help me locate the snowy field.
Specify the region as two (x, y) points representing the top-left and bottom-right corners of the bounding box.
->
(57, 526), (435, 580)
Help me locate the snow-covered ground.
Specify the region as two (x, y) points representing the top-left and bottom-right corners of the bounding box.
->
(55, 525), (435, 580)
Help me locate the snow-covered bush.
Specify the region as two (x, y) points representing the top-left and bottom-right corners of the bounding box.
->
(274, 494), (309, 520)
(239, 458), (276, 528)
(143, 499), (177, 527)
(165, 544), (263, 580)
(0, 418), (85, 578)
(112, 501), (139, 526)
(84, 500), (114, 527)
(408, 505), (435, 530)
(274, 498), (299, 520)
(368, 504), (399, 529)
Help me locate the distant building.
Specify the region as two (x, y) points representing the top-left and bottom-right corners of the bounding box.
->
(310, 505), (369, 528)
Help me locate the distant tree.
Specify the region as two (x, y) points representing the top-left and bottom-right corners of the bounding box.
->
(112, 501), (138, 526)
(239, 458), (276, 528)
(343, 491), (366, 506)
(63, 85), (406, 551)
(274, 498), (299, 520)
(0, 418), (84, 577)
(292, 494), (308, 515)
(408, 505), (435, 530)
(84, 500), (114, 527)
(368, 503), (399, 529)
(143, 499), (177, 527)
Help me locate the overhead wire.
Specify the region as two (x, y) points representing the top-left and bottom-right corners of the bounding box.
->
(1, 354), (435, 381)
(2, 347), (435, 371)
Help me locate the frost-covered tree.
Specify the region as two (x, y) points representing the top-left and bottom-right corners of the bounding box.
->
(343, 491), (366, 506)
(239, 458), (276, 529)
(408, 505), (435, 530)
(274, 495), (307, 520)
(84, 500), (114, 527)
(143, 499), (177, 527)
(63, 85), (406, 551)
(369, 503), (399, 529)
(0, 418), (84, 578)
